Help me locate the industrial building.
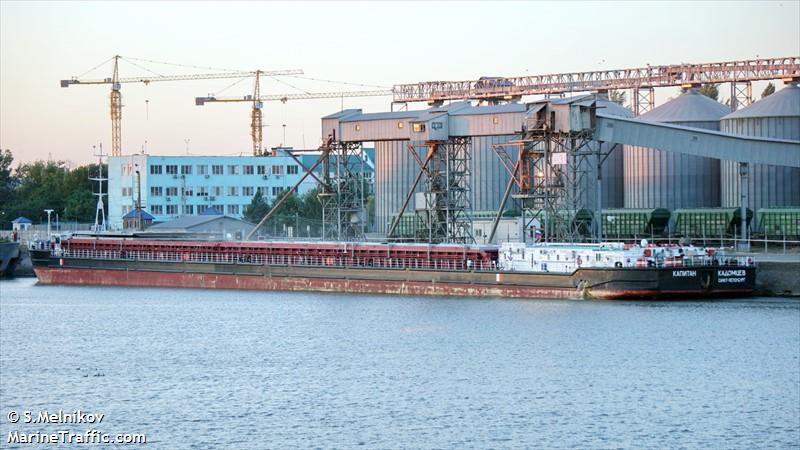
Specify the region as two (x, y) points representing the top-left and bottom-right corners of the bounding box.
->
(720, 83), (800, 212)
(107, 150), (321, 229)
(623, 88), (730, 210)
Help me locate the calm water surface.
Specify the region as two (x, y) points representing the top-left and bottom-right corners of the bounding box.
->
(1, 278), (798, 449)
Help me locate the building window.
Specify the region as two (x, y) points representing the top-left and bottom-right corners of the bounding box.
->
(197, 205), (208, 215)
(197, 165), (208, 175)
(287, 165), (298, 175)
(257, 165), (267, 175)
(166, 187), (178, 197)
(213, 186), (224, 197)
(196, 187), (209, 196)
(271, 186), (284, 196)
(397, 121), (404, 129)
(182, 187), (194, 196)
(227, 204), (240, 215)
(122, 187), (133, 197)
(181, 165), (192, 175)
(256, 186), (266, 195)
(150, 165), (162, 175)
(355, 124), (361, 131)
(122, 205), (132, 215)
(150, 186), (163, 197)
(166, 205), (178, 215)
(228, 165), (239, 175)
(214, 204), (224, 214)
(492, 116), (499, 125)
(150, 205), (163, 215)
(212, 165), (223, 175)
(412, 123), (425, 132)
(243, 165), (254, 175)
(183, 205), (194, 215)
(243, 186), (255, 196)
(271, 165), (284, 175)
(166, 165), (178, 175)
(228, 186), (239, 196)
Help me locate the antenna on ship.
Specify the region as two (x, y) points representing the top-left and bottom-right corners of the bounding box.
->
(90, 143), (108, 232)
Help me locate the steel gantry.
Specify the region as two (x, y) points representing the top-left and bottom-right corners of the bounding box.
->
(392, 56), (800, 104)
(387, 138), (473, 244)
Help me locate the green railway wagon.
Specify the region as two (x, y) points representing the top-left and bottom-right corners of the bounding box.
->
(757, 208), (800, 238)
(601, 208), (670, 239)
(674, 208), (753, 237)
(387, 214), (422, 239)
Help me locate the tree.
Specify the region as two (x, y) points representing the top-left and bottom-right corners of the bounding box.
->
(0, 149), (16, 228)
(762, 82), (775, 99)
(608, 90), (626, 106)
(698, 84), (719, 101)
(243, 190), (270, 223)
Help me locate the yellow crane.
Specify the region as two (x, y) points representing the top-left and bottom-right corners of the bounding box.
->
(61, 55), (303, 156)
(196, 86), (393, 155)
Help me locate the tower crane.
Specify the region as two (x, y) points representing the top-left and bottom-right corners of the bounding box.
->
(196, 88), (393, 155)
(61, 55), (303, 157)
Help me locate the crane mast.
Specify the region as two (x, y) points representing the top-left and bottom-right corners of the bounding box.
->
(61, 55), (302, 157)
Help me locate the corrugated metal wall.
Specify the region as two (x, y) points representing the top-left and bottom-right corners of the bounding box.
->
(374, 140), (425, 233)
(624, 120), (722, 209)
(470, 135), (517, 212)
(720, 116), (800, 210)
(449, 112), (525, 136)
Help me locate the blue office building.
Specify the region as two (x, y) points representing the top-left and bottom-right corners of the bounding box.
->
(107, 150), (321, 229)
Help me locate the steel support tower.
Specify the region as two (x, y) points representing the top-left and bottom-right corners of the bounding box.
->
(633, 86), (655, 116)
(489, 130), (595, 244)
(320, 141), (367, 241)
(730, 81), (753, 111)
(387, 138), (473, 244)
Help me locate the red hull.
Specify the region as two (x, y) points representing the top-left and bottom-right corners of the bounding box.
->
(34, 266), (582, 299)
(33, 266), (753, 300)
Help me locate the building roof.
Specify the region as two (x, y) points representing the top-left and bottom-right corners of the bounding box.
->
(146, 214), (253, 231)
(723, 83), (800, 120)
(321, 109), (362, 120)
(639, 88), (730, 123)
(339, 110), (424, 123)
(552, 93), (634, 118)
(12, 217), (32, 224)
(448, 103), (528, 116)
(122, 209), (155, 220)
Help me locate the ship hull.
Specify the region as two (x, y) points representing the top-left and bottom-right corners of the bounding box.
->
(31, 250), (755, 300)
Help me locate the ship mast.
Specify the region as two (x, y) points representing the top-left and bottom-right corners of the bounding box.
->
(90, 143), (108, 231)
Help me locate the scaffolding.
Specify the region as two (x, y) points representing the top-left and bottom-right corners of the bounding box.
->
(320, 141), (367, 241)
(489, 130), (596, 244)
(387, 138), (473, 244)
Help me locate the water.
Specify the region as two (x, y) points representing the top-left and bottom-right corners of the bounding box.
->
(1, 278), (798, 449)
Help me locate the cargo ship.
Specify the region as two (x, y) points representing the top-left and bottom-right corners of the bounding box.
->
(28, 235), (756, 300)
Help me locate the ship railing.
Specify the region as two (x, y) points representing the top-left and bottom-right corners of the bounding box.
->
(57, 249), (500, 272)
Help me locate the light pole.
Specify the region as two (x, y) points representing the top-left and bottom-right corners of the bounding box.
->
(44, 209), (54, 240)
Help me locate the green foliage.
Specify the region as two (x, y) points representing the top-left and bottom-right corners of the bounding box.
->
(243, 189), (269, 223)
(608, 90), (626, 106)
(761, 82), (775, 98)
(244, 186), (326, 237)
(698, 84), (719, 101)
(0, 150), (105, 228)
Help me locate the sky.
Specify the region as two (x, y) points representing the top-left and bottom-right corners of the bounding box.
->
(1, 1), (799, 166)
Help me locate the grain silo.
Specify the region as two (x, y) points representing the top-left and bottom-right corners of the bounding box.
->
(623, 88), (729, 209)
(720, 82), (800, 212)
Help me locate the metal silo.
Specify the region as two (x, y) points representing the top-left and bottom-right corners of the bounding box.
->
(374, 139), (425, 233)
(720, 82), (800, 212)
(623, 88), (729, 209)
